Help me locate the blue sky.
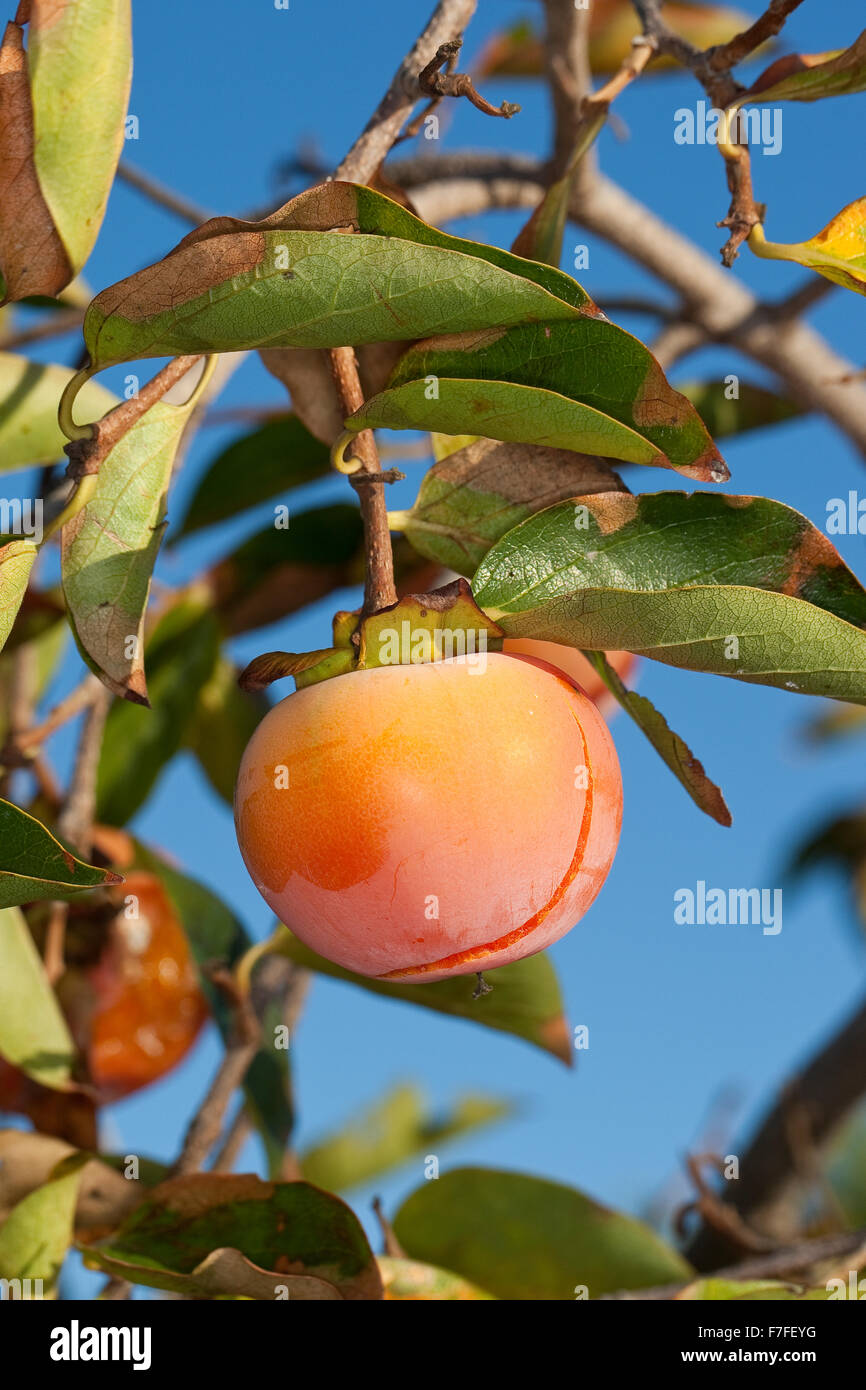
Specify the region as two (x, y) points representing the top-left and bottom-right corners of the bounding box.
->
(12, 0), (866, 1282)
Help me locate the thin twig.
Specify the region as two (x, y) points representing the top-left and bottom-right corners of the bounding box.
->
(686, 992), (866, 1270)
(169, 967), (261, 1178)
(116, 161), (214, 226)
(704, 0), (806, 75)
(602, 1226), (866, 1300)
(15, 674), (101, 752)
(334, 0), (478, 183)
(0, 308), (85, 351)
(56, 683), (111, 857)
(418, 38), (519, 118)
(397, 156), (866, 459)
(328, 347), (397, 618)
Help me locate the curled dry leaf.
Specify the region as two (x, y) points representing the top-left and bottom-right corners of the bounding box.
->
(261, 341), (405, 445)
(0, 1), (131, 303)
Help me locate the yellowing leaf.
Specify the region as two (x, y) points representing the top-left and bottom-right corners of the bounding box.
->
(0, 353), (116, 473)
(0, 905), (75, 1090)
(62, 361), (216, 702)
(748, 199), (866, 297)
(0, 2), (131, 303)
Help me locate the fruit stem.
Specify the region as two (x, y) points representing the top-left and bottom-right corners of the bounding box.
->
(328, 346), (397, 618)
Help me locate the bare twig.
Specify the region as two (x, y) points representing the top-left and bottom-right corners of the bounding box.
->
(116, 161), (214, 226)
(328, 348), (397, 618)
(43, 901), (69, 986)
(169, 966), (261, 1178)
(418, 38), (519, 118)
(65, 355), (204, 477)
(631, 0), (804, 263)
(685, 993), (866, 1270)
(372, 1196), (406, 1258)
(56, 683), (111, 857)
(602, 1226), (866, 1300)
(15, 674), (101, 753)
(210, 1106), (253, 1173)
(703, 0), (806, 75)
(542, 0), (593, 178)
(0, 308), (85, 351)
(397, 157), (866, 459)
(333, 0), (478, 183)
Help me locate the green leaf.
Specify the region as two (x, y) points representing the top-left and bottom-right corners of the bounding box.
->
(131, 844), (293, 1178)
(367, 322), (726, 481)
(392, 437), (627, 575)
(748, 200), (866, 298)
(679, 380), (803, 437)
(27, 0), (132, 273)
(81, 1173), (383, 1300)
(0, 799), (121, 909)
(78, 182), (588, 373)
(0, 539), (37, 654)
(206, 503), (364, 635)
(175, 414), (331, 539)
(95, 599), (220, 825)
(300, 1084), (512, 1193)
(581, 650), (731, 826)
(393, 1167), (692, 1299)
(0, 353), (116, 472)
(0, 1152), (85, 1292)
(183, 657), (269, 807)
(677, 1278), (833, 1301)
(270, 925), (572, 1064)
(473, 491), (866, 704)
(743, 28), (866, 102)
(378, 1255), (495, 1300)
(62, 392), (208, 702)
(0, 905), (75, 1088)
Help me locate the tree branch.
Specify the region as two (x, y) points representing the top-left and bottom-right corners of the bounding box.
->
(685, 992), (866, 1271)
(333, 0), (478, 183)
(395, 156), (866, 459)
(602, 1226), (866, 1300)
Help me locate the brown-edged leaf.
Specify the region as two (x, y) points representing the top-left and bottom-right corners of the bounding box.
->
(581, 649), (732, 825)
(81, 1173), (383, 1300)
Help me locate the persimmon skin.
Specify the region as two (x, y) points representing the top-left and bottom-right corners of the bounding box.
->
(0, 874), (207, 1121)
(78, 873), (208, 1101)
(235, 652), (622, 982)
(503, 641), (636, 709)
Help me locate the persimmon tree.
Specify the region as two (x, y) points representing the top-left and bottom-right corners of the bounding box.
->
(1, 0), (866, 1303)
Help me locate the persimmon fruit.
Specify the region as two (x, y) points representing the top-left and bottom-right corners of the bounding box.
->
(503, 641), (637, 709)
(235, 652), (622, 982)
(0, 872), (207, 1119)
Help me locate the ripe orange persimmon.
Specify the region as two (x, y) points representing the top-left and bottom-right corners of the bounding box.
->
(0, 873), (207, 1116)
(503, 641), (636, 710)
(235, 652), (622, 982)
(72, 873), (208, 1101)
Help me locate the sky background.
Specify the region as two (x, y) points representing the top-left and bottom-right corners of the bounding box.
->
(8, 0), (866, 1292)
